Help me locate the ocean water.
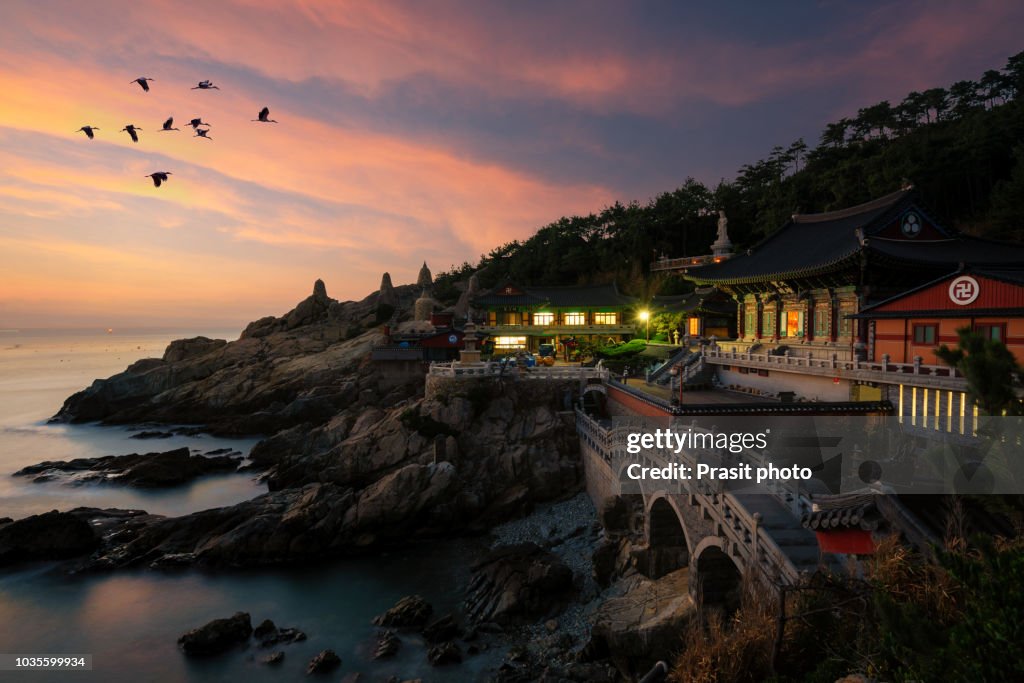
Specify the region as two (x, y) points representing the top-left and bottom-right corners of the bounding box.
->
(0, 329), (496, 682)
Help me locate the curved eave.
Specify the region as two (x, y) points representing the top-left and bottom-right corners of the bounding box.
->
(684, 251), (861, 286)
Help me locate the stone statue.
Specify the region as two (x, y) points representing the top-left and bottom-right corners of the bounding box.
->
(711, 210), (733, 257)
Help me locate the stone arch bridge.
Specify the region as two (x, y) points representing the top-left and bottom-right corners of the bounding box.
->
(576, 409), (823, 603)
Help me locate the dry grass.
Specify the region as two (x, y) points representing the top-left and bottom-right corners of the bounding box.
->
(668, 574), (775, 683)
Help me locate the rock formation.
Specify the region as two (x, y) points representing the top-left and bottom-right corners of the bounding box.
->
(177, 612), (253, 656)
(14, 447), (240, 487)
(378, 272), (397, 309)
(416, 261), (433, 290)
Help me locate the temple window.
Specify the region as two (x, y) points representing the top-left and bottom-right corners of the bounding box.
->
(532, 312), (554, 326)
(563, 312), (586, 325)
(974, 323), (1005, 342)
(593, 312), (617, 325)
(913, 324), (937, 344)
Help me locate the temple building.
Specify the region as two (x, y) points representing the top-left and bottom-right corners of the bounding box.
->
(472, 281), (638, 353)
(853, 266), (1024, 364)
(650, 288), (736, 339)
(676, 187), (1024, 360)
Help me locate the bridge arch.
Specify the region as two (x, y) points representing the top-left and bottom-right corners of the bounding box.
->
(693, 538), (742, 609)
(644, 494), (691, 579)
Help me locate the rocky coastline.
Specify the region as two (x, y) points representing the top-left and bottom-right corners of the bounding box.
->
(1, 280), (683, 681)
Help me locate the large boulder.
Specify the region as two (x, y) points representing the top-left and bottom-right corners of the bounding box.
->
(373, 595), (433, 629)
(585, 568), (695, 677)
(177, 612), (253, 656)
(464, 543), (574, 624)
(0, 510), (99, 565)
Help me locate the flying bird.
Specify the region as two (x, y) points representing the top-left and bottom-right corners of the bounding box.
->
(159, 117), (179, 132)
(75, 126), (99, 139)
(252, 106), (278, 123)
(193, 128), (212, 140)
(131, 77), (154, 92)
(120, 124), (142, 143)
(191, 80), (219, 90)
(145, 172), (172, 188)
(186, 118), (211, 130)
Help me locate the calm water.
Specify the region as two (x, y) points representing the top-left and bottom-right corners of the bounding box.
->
(0, 329), (495, 682)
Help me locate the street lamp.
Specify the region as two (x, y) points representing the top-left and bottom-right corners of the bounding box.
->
(638, 309), (650, 342)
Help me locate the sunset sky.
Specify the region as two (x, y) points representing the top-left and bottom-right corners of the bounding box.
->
(1, 1), (1022, 329)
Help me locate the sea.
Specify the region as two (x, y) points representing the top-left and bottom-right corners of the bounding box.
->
(0, 328), (494, 682)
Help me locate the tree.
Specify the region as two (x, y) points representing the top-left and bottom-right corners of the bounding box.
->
(901, 91), (927, 125)
(936, 327), (1021, 416)
(980, 69), (1011, 107)
(819, 119), (848, 149)
(949, 80), (982, 118)
(922, 87), (949, 123)
(989, 144), (1024, 242)
(787, 138), (808, 173)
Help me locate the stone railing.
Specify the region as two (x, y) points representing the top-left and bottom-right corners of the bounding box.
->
(429, 361), (610, 380)
(577, 410), (809, 585)
(704, 346), (965, 390)
(650, 255), (719, 272)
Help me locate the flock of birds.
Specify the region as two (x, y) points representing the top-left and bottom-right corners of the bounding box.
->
(74, 77), (279, 187)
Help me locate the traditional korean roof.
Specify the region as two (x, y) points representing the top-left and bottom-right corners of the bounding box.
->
(851, 264), (1024, 318)
(683, 188), (1024, 288)
(802, 491), (881, 531)
(472, 281), (638, 308)
(651, 288), (736, 316)
(685, 189), (915, 285)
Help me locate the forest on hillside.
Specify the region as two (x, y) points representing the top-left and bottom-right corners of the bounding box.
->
(434, 50), (1024, 302)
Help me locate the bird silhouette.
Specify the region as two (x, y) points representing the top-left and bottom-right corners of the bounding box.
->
(131, 77), (154, 92)
(193, 128), (212, 140)
(252, 106), (278, 123)
(145, 172), (172, 187)
(159, 117), (179, 132)
(75, 126), (99, 139)
(186, 118), (211, 130)
(120, 125), (142, 143)
(191, 80), (219, 90)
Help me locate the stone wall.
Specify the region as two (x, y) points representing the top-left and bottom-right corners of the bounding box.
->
(716, 366), (851, 402)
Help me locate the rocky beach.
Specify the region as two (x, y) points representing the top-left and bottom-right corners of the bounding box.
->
(1, 280), (689, 682)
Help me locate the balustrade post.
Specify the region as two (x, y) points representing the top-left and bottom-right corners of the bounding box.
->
(913, 356), (922, 375)
(881, 353), (890, 372)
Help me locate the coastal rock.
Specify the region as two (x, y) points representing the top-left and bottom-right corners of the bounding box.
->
(373, 630), (400, 659)
(465, 543), (574, 624)
(14, 447), (240, 488)
(52, 283), (421, 434)
(177, 612), (253, 656)
(253, 619), (307, 647)
(422, 614), (461, 643)
(261, 651), (285, 665)
(426, 641), (462, 666)
(373, 595), (433, 629)
(163, 337), (227, 363)
(585, 568), (695, 677)
(305, 649), (341, 674)
(0, 510), (98, 565)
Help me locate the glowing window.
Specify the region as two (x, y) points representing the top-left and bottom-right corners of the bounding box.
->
(594, 312), (617, 325)
(493, 336), (527, 349)
(533, 312), (554, 325)
(563, 312), (586, 325)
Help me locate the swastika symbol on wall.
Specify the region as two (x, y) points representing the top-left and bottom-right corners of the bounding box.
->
(948, 275), (980, 306)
